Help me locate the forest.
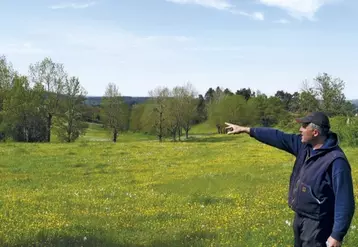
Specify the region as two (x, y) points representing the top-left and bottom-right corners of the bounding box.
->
(1, 55), (357, 144)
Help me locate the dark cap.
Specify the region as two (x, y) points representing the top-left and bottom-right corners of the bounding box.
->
(296, 112), (330, 129)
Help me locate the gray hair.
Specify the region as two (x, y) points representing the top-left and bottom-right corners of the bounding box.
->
(309, 123), (329, 136)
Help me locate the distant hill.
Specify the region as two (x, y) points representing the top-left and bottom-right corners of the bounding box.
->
(350, 99), (358, 108)
(85, 96), (150, 106)
(85, 96), (358, 108)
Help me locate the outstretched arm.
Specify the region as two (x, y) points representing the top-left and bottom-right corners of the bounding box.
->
(225, 123), (302, 156)
(327, 158), (355, 246)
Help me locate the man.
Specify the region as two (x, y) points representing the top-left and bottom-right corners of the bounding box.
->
(225, 112), (355, 247)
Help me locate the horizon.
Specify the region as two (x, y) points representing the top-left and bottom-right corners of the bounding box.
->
(1, 0), (358, 99)
(84, 95), (358, 101)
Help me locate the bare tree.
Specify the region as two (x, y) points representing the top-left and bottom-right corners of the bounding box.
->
(170, 82), (198, 140)
(149, 86), (170, 142)
(101, 83), (128, 142)
(181, 82), (198, 139)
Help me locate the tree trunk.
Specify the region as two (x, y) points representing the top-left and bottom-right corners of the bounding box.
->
(172, 127), (177, 142)
(47, 113), (52, 142)
(159, 112), (163, 142)
(184, 122), (190, 139)
(24, 126), (29, 142)
(67, 120), (72, 142)
(113, 128), (117, 142)
(216, 124), (222, 134)
(67, 127), (71, 143)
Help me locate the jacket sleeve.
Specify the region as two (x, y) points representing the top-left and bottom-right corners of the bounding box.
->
(249, 127), (302, 156)
(330, 158), (355, 242)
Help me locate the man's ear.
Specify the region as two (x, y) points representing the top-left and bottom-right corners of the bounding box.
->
(312, 129), (320, 137)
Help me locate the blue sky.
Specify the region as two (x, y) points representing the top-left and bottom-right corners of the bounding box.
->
(1, 0), (358, 98)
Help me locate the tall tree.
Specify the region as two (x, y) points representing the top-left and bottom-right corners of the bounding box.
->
(1, 75), (47, 142)
(275, 90), (293, 111)
(208, 94), (257, 133)
(299, 80), (320, 114)
(29, 57), (67, 142)
(224, 88), (234, 96)
(264, 96), (287, 126)
(149, 86), (170, 142)
(236, 88), (255, 101)
(204, 87), (215, 104)
(168, 87), (182, 141)
(314, 73), (346, 116)
(169, 82), (198, 140)
(195, 94), (207, 123)
(215, 86), (223, 97)
(0, 55), (14, 91)
(244, 95), (287, 127)
(288, 92), (300, 113)
(101, 83), (128, 142)
(55, 76), (88, 142)
(0, 55), (15, 136)
(164, 97), (179, 141)
(180, 83), (198, 139)
(218, 94), (248, 125)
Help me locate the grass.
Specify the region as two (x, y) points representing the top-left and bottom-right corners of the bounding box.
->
(190, 122), (218, 135)
(0, 124), (358, 246)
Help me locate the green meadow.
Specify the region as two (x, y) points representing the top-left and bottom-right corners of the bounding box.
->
(1, 123), (358, 246)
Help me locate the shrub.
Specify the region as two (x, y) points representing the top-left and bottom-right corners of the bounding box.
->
(330, 116), (358, 146)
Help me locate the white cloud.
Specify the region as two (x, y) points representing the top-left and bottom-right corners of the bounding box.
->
(50, 1), (97, 10)
(166, 0), (265, 21)
(230, 10), (265, 21)
(258, 0), (334, 19)
(252, 12), (265, 21)
(166, 0), (233, 10)
(273, 18), (290, 24)
(22, 20), (200, 70)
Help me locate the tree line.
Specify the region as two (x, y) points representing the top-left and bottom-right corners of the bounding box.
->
(0, 55), (356, 143)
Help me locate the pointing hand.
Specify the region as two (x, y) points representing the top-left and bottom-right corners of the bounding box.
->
(225, 122), (250, 135)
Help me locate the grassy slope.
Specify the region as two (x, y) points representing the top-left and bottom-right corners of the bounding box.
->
(0, 124), (357, 246)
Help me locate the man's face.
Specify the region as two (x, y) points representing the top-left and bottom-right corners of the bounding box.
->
(299, 123), (319, 144)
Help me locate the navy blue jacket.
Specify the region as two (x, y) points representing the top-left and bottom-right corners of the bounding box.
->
(249, 127), (355, 242)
